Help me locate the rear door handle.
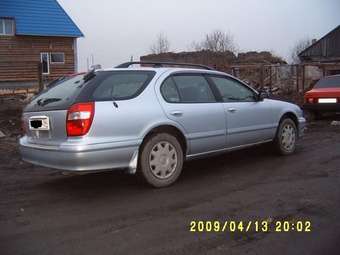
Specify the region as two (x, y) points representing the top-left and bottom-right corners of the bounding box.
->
(227, 108), (237, 113)
(170, 111), (183, 117)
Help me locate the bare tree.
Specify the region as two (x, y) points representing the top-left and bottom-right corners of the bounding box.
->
(191, 30), (237, 53)
(150, 33), (170, 54)
(291, 38), (313, 64)
(189, 40), (203, 51)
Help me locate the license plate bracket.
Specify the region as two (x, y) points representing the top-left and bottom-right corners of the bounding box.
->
(29, 116), (50, 130)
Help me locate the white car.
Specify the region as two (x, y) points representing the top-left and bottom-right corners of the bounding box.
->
(20, 62), (306, 187)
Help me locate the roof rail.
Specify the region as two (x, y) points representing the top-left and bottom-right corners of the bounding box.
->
(115, 61), (215, 70)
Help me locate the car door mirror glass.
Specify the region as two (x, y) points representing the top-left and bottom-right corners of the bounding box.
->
(257, 89), (270, 101)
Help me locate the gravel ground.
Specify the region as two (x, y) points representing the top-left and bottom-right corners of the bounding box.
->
(0, 100), (340, 255)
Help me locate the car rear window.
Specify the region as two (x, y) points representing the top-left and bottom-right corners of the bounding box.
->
(25, 74), (86, 112)
(24, 71), (156, 112)
(91, 71), (155, 101)
(314, 76), (340, 88)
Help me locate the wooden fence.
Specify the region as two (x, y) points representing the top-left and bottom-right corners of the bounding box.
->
(0, 62), (43, 96)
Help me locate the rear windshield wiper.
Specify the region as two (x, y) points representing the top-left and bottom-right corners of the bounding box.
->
(37, 98), (62, 106)
(83, 69), (96, 82)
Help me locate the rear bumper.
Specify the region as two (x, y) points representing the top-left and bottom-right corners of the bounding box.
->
(19, 136), (140, 171)
(303, 103), (340, 112)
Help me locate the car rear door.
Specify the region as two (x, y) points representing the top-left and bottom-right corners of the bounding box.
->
(158, 73), (226, 155)
(22, 74), (86, 146)
(86, 70), (159, 143)
(208, 75), (276, 148)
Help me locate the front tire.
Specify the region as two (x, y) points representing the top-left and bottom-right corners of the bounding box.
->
(138, 133), (184, 188)
(274, 118), (297, 155)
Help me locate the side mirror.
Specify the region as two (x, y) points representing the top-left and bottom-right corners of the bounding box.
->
(257, 89), (269, 101)
(257, 92), (264, 101)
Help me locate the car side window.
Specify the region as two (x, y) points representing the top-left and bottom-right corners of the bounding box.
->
(92, 71), (154, 100)
(161, 77), (180, 103)
(172, 75), (216, 103)
(211, 76), (256, 102)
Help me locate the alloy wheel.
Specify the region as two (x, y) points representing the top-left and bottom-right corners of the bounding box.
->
(149, 141), (178, 179)
(280, 123), (296, 152)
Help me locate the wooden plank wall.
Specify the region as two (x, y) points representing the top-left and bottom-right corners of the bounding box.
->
(0, 35), (75, 82)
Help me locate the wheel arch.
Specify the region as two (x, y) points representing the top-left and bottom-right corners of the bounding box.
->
(140, 124), (188, 156)
(278, 111), (299, 135)
(280, 111), (298, 126)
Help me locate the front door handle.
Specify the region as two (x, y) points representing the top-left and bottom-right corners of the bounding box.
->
(170, 111), (183, 117)
(227, 108), (237, 113)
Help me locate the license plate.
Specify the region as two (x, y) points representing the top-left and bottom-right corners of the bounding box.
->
(29, 116), (50, 130)
(318, 98), (337, 103)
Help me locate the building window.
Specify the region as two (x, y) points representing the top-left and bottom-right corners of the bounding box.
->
(50, 52), (65, 64)
(0, 18), (15, 35)
(40, 53), (50, 75)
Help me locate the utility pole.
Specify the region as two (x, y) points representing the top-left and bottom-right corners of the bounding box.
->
(37, 63), (43, 92)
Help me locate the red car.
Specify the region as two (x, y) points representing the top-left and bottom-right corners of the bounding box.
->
(304, 75), (340, 118)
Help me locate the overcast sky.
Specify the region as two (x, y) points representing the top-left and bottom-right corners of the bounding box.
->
(58, 0), (340, 71)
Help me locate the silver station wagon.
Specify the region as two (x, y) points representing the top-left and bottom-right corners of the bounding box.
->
(20, 62), (306, 187)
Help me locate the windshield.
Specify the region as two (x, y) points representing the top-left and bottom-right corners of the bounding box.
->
(314, 76), (340, 89)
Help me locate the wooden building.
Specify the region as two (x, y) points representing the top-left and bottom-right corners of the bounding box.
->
(0, 0), (83, 88)
(299, 25), (340, 75)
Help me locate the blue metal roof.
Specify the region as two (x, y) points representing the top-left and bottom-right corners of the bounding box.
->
(0, 0), (83, 37)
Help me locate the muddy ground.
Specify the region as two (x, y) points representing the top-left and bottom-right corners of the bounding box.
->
(0, 98), (340, 255)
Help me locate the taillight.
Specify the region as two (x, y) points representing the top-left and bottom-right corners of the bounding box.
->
(307, 98), (315, 104)
(66, 102), (95, 136)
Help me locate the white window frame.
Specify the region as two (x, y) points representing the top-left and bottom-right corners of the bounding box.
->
(50, 52), (65, 64)
(40, 52), (50, 75)
(0, 18), (15, 36)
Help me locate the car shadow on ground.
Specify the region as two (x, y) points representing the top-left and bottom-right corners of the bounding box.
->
(37, 142), (279, 196)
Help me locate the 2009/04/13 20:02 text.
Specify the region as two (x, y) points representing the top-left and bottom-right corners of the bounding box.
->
(189, 220), (312, 233)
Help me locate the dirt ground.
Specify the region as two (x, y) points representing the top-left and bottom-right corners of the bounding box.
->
(0, 99), (340, 255)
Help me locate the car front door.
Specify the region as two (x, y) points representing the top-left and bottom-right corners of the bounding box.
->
(208, 75), (277, 148)
(158, 73), (226, 155)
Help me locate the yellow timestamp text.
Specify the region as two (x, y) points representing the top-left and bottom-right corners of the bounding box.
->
(189, 220), (311, 233)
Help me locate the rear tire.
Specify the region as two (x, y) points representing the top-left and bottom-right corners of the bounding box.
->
(273, 118), (297, 155)
(138, 133), (184, 188)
